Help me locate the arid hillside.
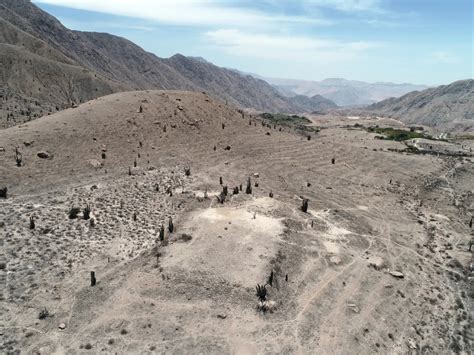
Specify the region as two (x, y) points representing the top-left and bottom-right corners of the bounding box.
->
(367, 79), (474, 132)
(1, 91), (472, 354)
(0, 0), (337, 129)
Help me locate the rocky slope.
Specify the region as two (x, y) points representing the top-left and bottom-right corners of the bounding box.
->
(0, 0), (337, 127)
(367, 79), (474, 132)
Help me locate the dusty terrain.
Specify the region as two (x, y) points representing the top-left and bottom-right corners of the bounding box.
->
(0, 91), (473, 354)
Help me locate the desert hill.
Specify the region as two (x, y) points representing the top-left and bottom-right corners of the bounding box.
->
(1, 90), (472, 353)
(367, 79), (474, 132)
(0, 0), (337, 128)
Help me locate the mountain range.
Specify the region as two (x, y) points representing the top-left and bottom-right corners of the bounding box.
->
(261, 77), (429, 107)
(0, 0), (336, 127)
(0, 0), (472, 133)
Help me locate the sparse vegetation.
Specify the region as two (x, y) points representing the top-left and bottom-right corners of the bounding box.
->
(38, 308), (50, 320)
(301, 198), (309, 213)
(258, 113), (319, 134)
(90, 271), (96, 286)
(168, 217), (174, 233)
(267, 270), (274, 287)
(14, 148), (22, 167)
(256, 284), (267, 303)
(181, 233), (192, 242)
(259, 113), (310, 126)
(246, 177), (252, 194)
(83, 205), (91, 220)
(159, 224), (165, 241)
(29, 216), (35, 229)
(366, 126), (436, 141)
(216, 191), (226, 204)
(68, 207), (81, 219)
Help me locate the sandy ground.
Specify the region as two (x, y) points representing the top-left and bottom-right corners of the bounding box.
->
(0, 91), (473, 354)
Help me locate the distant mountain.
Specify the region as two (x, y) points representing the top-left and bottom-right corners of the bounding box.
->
(263, 77), (429, 107)
(0, 0), (337, 127)
(367, 79), (474, 132)
(163, 54), (337, 113)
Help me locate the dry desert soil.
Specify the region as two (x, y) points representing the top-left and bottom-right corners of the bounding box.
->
(0, 91), (473, 354)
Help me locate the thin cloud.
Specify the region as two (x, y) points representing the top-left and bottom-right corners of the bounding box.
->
(306, 0), (384, 13)
(34, 0), (332, 28)
(205, 29), (381, 61)
(431, 51), (459, 64)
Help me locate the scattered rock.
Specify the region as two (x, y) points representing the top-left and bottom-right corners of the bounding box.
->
(407, 338), (417, 349)
(347, 303), (360, 313)
(224, 145), (231, 151)
(24, 140), (34, 146)
(58, 323), (66, 330)
(88, 159), (103, 169)
(329, 255), (342, 265)
(368, 256), (385, 270)
(37, 151), (52, 159)
(253, 173), (259, 178)
(389, 271), (404, 279)
(217, 314), (227, 319)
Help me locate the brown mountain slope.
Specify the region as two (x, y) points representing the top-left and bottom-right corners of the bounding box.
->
(0, 42), (126, 126)
(164, 54), (300, 112)
(367, 79), (474, 132)
(0, 0), (337, 128)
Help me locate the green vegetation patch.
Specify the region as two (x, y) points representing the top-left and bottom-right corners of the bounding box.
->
(259, 113), (311, 126)
(259, 113), (318, 133)
(366, 126), (434, 141)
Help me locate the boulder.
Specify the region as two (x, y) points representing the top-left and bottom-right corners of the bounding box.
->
(37, 151), (52, 159)
(389, 271), (404, 279)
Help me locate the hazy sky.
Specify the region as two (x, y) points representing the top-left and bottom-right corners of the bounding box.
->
(34, 0), (473, 85)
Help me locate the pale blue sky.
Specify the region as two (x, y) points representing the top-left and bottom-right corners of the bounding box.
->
(34, 0), (473, 85)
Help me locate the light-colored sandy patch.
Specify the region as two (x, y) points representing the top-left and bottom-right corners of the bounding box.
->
(193, 190), (220, 198)
(347, 116), (360, 120)
(357, 205), (369, 211)
(309, 209), (352, 240)
(433, 214), (450, 221)
(163, 203), (283, 286)
(325, 224), (352, 238)
(323, 241), (339, 254)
